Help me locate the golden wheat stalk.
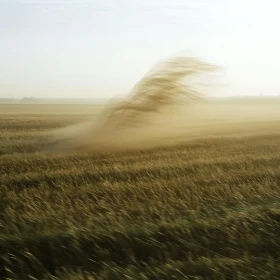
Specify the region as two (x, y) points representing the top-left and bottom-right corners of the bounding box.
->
(96, 56), (217, 130)
(49, 56), (218, 152)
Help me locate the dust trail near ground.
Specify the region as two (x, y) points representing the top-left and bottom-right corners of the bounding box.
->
(48, 56), (218, 152)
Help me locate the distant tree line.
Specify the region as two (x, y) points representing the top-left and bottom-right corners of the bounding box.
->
(0, 97), (37, 102)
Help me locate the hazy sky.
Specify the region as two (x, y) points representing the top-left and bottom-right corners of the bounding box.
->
(1, 0), (280, 99)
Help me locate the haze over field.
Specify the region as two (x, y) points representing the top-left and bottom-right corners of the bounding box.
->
(2, 1), (280, 279)
(46, 55), (280, 153)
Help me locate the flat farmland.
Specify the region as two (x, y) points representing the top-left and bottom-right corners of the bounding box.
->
(1, 101), (280, 279)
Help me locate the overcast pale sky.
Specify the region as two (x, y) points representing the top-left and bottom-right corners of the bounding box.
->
(1, 0), (280, 99)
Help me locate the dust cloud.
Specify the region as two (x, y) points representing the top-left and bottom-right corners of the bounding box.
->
(48, 56), (280, 153)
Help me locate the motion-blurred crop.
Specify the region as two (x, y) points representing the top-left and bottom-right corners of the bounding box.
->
(1, 56), (280, 279)
(1, 97), (280, 279)
(49, 56), (217, 153)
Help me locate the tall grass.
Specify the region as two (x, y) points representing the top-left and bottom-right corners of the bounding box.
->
(1, 103), (280, 279)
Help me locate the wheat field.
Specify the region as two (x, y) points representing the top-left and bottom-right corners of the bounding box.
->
(1, 100), (280, 279)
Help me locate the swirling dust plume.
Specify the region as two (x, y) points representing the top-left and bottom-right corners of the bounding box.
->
(49, 56), (219, 153)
